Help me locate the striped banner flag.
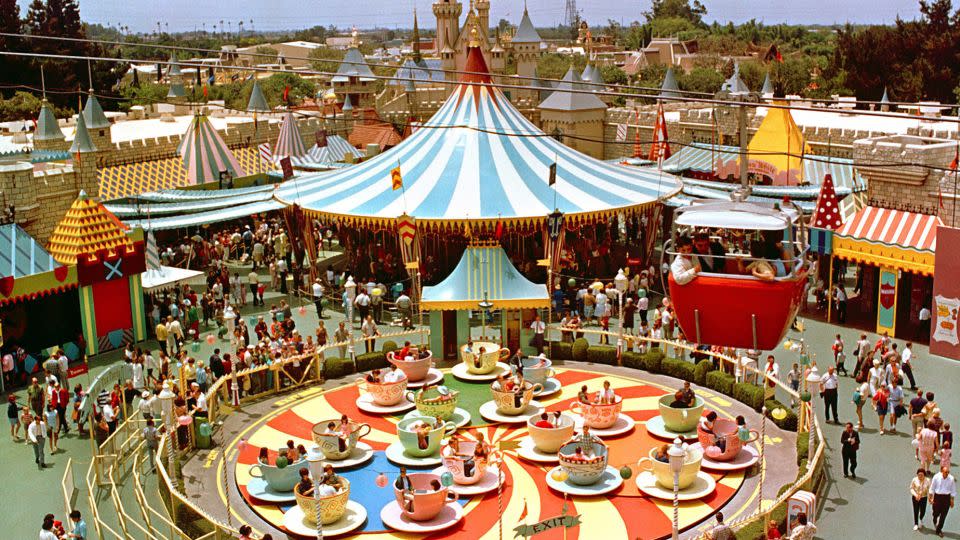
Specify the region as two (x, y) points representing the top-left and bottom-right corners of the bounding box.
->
(146, 229), (161, 270)
(258, 142), (272, 164)
(615, 123), (627, 142)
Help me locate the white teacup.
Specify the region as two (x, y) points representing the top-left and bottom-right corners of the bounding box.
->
(637, 445), (703, 490)
(527, 413), (575, 453)
(516, 357), (555, 386)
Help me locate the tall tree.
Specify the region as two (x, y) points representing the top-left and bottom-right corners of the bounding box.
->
(643, 0), (708, 26)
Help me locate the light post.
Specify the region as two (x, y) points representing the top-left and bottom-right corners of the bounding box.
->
(614, 268), (628, 361)
(667, 437), (685, 540)
(158, 382), (177, 485)
(479, 292), (493, 341)
(306, 445), (325, 539)
(344, 276), (356, 361)
(805, 369), (822, 462)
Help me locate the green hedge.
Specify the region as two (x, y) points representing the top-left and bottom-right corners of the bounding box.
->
(323, 357), (355, 379)
(586, 345), (618, 365)
(571, 338), (590, 362)
(550, 341), (573, 360)
(381, 341), (398, 355)
(622, 351), (644, 370)
(733, 382), (765, 411)
(643, 348), (665, 373)
(694, 359), (715, 386)
(796, 432), (809, 464)
(765, 399), (799, 431)
(705, 370), (735, 396)
(661, 358), (696, 382)
(355, 351), (388, 372)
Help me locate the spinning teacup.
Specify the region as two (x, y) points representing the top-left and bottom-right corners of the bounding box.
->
(527, 414), (575, 453)
(491, 381), (542, 415)
(294, 478), (351, 525)
(396, 416), (457, 458)
(515, 356), (555, 386)
(394, 473), (458, 521)
(697, 417), (758, 462)
(356, 376), (408, 406)
(637, 445), (703, 490)
(441, 440), (493, 485)
(387, 348), (434, 381)
(248, 458), (306, 492)
(405, 386), (459, 420)
(311, 420), (371, 460)
(657, 394), (705, 433)
(569, 396), (623, 429)
(557, 438), (609, 485)
(461, 341), (510, 375)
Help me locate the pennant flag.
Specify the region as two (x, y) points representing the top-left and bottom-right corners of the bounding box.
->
(548, 162), (557, 186)
(518, 499), (528, 523)
(615, 123), (627, 142)
(397, 214), (417, 246)
(391, 164), (403, 190)
(765, 44), (784, 63)
(146, 229), (161, 270)
(648, 102), (672, 162)
(280, 156), (294, 179)
(944, 146), (959, 211)
(258, 142), (272, 163)
(202, 85), (208, 98)
(315, 129), (328, 147)
(494, 216), (504, 240)
(282, 85), (291, 103)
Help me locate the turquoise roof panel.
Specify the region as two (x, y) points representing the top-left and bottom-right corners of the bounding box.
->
(422, 246), (549, 308)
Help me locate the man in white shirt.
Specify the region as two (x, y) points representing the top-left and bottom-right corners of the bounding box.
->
(312, 279), (326, 318)
(360, 315), (378, 353)
(529, 315), (546, 354)
(165, 316), (183, 354)
(28, 416), (47, 468)
(382, 365), (405, 383)
(930, 465), (957, 536)
(819, 366), (839, 423)
(56, 350), (70, 388)
(354, 290), (371, 322)
(670, 236), (700, 286)
(902, 342), (917, 389)
(248, 270), (261, 306)
(918, 306), (932, 341)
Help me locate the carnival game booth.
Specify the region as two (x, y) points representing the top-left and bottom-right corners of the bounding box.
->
(271, 42), (681, 291)
(421, 243), (549, 360)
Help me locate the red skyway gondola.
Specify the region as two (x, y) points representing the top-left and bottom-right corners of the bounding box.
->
(666, 200), (808, 350)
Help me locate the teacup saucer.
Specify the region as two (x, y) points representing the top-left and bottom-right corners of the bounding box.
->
(403, 408), (472, 428)
(380, 500), (464, 532)
(324, 442), (376, 469)
(431, 466), (502, 496)
(479, 400), (543, 424)
(282, 500), (367, 536)
(545, 465), (623, 496)
(534, 378), (562, 397)
(384, 441), (443, 467)
(635, 470), (716, 500)
(515, 437), (560, 463)
(356, 394), (416, 415)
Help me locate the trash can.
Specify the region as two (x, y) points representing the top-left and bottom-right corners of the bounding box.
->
(195, 418), (213, 449)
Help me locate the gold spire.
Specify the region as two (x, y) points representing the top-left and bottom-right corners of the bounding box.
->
(468, 24), (481, 47)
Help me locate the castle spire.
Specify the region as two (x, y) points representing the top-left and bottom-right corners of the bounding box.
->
(412, 8), (422, 63)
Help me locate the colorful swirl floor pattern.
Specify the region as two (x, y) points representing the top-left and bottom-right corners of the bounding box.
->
(233, 367), (751, 539)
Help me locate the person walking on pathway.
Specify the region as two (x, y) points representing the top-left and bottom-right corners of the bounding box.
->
(911, 389), (929, 436)
(853, 380), (868, 431)
(840, 422), (860, 478)
(820, 366), (839, 423)
(28, 415), (47, 469)
(930, 465), (956, 537)
(888, 377), (905, 434)
(832, 334), (847, 376)
(873, 383), (890, 435)
(912, 468), (932, 531)
(919, 422), (940, 472)
(312, 278), (325, 318)
(902, 342), (917, 390)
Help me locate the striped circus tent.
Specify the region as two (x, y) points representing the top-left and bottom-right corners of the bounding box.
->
(177, 113), (245, 185)
(274, 45), (681, 225)
(274, 111), (307, 159)
(145, 229), (161, 270)
(306, 135), (356, 163)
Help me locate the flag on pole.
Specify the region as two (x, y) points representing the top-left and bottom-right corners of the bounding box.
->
(391, 164), (403, 190)
(548, 162), (557, 186)
(615, 123), (627, 142)
(202, 85), (208, 99)
(518, 499), (528, 523)
(280, 156), (293, 179)
(258, 142), (272, 163)
(633, 108), (642, 158)
(494, 215), (504, 240)
(648, 102), (672, 162)
(282, 85), (291, 103)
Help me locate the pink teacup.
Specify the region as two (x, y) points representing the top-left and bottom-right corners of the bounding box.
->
(394, 472), (458, 521)
(387, 349), (434, 381)
(569, 396), (623, 429)
(441, 440), (492, 485)
(356, 377), (407, 406)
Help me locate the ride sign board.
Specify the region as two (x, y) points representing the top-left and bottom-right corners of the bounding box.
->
(931, 226), (960, 360)
(876, 268), (898, 336)
(513, 512), (581, 538)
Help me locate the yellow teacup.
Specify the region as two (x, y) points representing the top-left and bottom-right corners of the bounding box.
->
(637, 445), (703, 490)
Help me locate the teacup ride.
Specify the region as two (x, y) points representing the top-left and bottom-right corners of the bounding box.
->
(433, 440), (502, 496)
(634, 443), (716, 500)
(451, 342), (511, 381)
(401, 386), (471, 428)
(691, 417), (761, 471)
(385, 416), (458, 467)
(381, 472), (464, 533)
(310, 420), (375, 469)
(569, 395), (635, 437)
(284, 477), (367, 537)
(387, 348), (443, 388)
(246, 457), (306, 503)
(355, 375), (415, 415)
(645, 394), (705, 440)
(517, 414), (576, 463)
(546, 435), (623, 496)
(513, 356), (561, 397)
(479, 381), (544, 424)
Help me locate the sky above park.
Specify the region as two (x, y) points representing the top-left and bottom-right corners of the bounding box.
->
(32, 0), (924, 33)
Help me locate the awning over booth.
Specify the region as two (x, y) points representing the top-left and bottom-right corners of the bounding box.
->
(273, 45), (681, 225)
(141, 266), (204, 291)
(0, 224), (59, 278)
(833, 206), (941, 275)
(422, 245), (549, 310)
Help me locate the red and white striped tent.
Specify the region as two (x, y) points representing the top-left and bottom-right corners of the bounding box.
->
(177, 113), (245, 185)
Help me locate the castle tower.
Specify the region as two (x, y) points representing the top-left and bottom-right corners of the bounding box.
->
(412, 8), (422, 63)
(166, 54), (187, 106)
(538, 66), (607, 159)
(433, 0), (463, 64)
(513, 3), (542, 80)
(490, 28), (505, 75)
(440, 27), (458, 82)
(69, 112), (100, 198)
(33, 99), (68, 152)
(82, 90), (112, 151)
(474, 0), (490, 42)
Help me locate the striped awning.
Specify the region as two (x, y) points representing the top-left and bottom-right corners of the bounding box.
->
(422, 245), (549, 310)
(0, 224), (59, 278)
(833, 206), (942, 275)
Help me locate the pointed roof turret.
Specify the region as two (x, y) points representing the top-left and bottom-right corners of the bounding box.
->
(341, 95), (353, 112)
(82, 91), (110, 130)
(246, 80), (270, 113)
(587, 63), (604, 87)
(881, 87), (890, 104)
(334, 47), (376, 81)
(811, 174), (843, 230)
(275, 111), (307, 158)
(659, 68), (681, 100)
(721, 62), (750, 95)
(538, 65), (606, 111)
(166, 55), (186, 99)
(35, 99), (65, 141)
(167, 54), (182, 77)
(47, 191), (132, 266)
(581, 63), (594, 82)
(412, 8), (422, 63)
(761, 72), (773, 95)
(514, 3), (541, 43)
(69, 112), (97, 154)
(177, 113), (245, 185)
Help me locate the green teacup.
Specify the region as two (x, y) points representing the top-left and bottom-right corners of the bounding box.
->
(397, 416), (457, 457)
(406, 387), (459, 420)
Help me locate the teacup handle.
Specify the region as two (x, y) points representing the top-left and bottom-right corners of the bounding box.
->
(746, 429), (760, 443)
(531, 383), (544, 394)
(637, 457), (654, 472)
(249, 464), (263, 478)
(569, 402), (581, 415)
(442, 421), (457, 435)
(446, 490), (459, 502)
(546, 368), (556, 379)
(356, 423), (372, 440)
(498, 348), (511, 361)
(406, 391), (417, 404)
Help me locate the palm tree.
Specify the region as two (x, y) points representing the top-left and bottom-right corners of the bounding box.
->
(219, 20), (224, 38)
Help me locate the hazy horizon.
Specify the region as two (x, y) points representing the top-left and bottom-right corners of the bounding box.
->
(19, 0), (924, 33)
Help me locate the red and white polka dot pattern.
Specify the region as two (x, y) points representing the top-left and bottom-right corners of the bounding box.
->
(812, 174), (842, 230)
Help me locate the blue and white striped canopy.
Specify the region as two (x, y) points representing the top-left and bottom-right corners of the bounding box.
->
(275, 48), (681, 222)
